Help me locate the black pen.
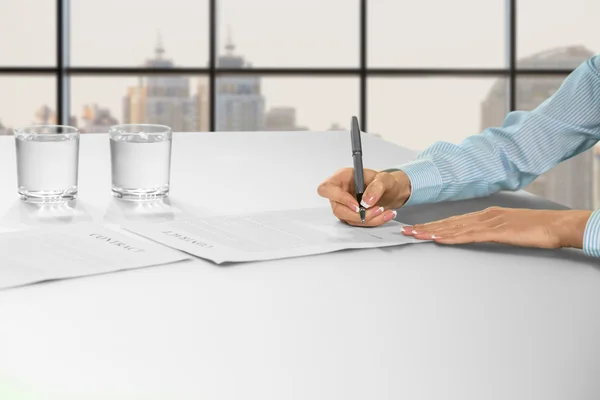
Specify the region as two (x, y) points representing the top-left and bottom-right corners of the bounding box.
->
(350, 116), (366, 224)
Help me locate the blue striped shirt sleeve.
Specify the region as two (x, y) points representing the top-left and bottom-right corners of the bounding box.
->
(584, 210), (600, 257)
(390, 55), (600, 256)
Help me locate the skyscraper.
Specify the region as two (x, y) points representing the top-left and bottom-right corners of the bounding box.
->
(123, 85), (146, 125)
(215, 33), (265, 131)
(481, 46), (596, 210)
(196, 83), (210, 132)
(123, 35), (200, 132)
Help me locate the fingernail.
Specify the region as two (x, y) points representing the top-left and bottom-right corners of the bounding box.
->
(412, 230), (418, 235)
(372, 206), (384, 217)
(383, 210), (397, 222)
(349, 202), (360, 213)
(360, 195), (375, 208)
(431, 235), (438, 239)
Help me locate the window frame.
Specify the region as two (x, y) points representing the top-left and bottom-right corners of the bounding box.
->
(0, 0), (576, 132)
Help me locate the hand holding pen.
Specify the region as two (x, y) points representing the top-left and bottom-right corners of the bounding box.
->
(317, 117), (412, 226)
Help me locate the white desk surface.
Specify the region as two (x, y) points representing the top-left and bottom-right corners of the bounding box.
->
(1, 132), (600, 400)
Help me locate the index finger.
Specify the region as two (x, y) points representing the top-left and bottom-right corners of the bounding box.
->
(317, 181), (360, 212)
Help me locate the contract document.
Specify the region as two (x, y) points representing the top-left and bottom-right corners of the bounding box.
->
(0, 224), (189, 290)
(125, 207), (426, 264)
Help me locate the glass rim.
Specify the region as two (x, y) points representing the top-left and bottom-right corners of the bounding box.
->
(109, 123), (172, 135)
(14, 125), (80, 135)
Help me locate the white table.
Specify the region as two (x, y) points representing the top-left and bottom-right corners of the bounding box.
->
(1, 132), (600, 400)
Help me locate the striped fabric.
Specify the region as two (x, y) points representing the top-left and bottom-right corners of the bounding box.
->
(584, 209), (600, 257)
(392, 55), (600, 257)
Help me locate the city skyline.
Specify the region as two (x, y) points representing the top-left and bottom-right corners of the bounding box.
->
(0, 34), (346, 135)
(4, 0), (600, 149)
(1, 39), (598, 140)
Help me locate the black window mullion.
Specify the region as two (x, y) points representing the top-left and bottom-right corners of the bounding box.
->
(209, 0), (216, 132)
(360, 0), (367, 131)
(507, 0), (516, 112)
(56, 0), (64, 125)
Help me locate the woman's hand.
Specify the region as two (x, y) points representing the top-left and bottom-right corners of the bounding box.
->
(402, 207), (592, 250)
(317, 168), (411, 226)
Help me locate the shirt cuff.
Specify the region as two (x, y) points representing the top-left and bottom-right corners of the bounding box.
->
(583, 209), (600, 257)
(384, 159), (444, 206)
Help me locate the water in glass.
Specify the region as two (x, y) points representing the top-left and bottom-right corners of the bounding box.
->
(110, 126), (172, 200)
(15, 127), (79, 203)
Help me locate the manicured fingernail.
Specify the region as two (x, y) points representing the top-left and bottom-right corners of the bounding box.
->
(349, 202), (360, 213)
(431, 235), (437, 239)
(360, 195), (375, 208)
(412, 230), (418, 234)
(383, 210), (397, 222)
(372, 206), (384, 217)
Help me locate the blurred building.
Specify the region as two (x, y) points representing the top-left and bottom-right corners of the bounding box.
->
(196, 84), (210, 132)
(34, 105), (56, 125)
(327, 122), (345, 131)
(481, 45), (595, 209)
(0, 120), (10, 135)
(123, 35), (199, 132)
(81, 104), (118, 133)
(123, 85), (146, 125)
(32, 105), (77, 128)
(264, 107), (307, 131)
(215, 34), (265, 131)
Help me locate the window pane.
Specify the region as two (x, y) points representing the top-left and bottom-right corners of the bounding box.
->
(517, 1), (599, 68)
(216, 76), (358, 131)
(70, 0), (209, 67)
(217, 0), (359, 67)
(369, 78), (507, 151)
(369, 0), (505, 68)
(516, 75), (595, 209)
(0, 1), (55, 66)
(71, 76), (209, 133)
(0, 77), (55, 134)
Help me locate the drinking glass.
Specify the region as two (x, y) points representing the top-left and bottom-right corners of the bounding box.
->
(109, 124), (172, 200)
(14, 125), (80, 203)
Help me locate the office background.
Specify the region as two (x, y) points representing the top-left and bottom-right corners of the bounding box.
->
(0, 0), (598, 210)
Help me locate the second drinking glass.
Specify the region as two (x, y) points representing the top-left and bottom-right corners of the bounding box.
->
(109, 124), (172, 200)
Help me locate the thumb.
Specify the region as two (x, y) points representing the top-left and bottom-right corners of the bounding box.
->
(361, 174), (394, 208)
